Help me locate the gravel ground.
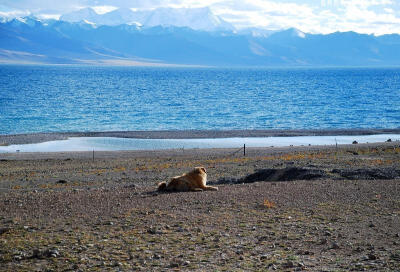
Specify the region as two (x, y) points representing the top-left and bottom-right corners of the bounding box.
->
(0, 142), (399, 271)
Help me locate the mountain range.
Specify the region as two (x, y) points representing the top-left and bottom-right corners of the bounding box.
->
(60, 7), (234, 32)
(0, 8), (400, 66)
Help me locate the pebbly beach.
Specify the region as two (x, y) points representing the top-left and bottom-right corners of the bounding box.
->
(0, 131), (399, 271)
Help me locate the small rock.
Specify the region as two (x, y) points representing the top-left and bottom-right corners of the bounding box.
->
(147, 228), (157, 234)
(331, 242), (340, 249)
(153, 254), (161, 259)
(32, 249), (41, 258)
(297, 250), (313, 255)
(297, 262), (305, 268)
(183, 260), (190, 266)
(44, 248), (60, 258)
(260, 254), (269, 260)
(0, 227), (11, 235)
(170, 262), (180, 268)
(319, 238), (328, 245)
(283, 260), (295, 268)
(147, 227), (163, 235)
(368, 253), (378, 260)
(347, 150), (359, 155)
(354, 246), (364, 252)
(111, 261), (120, 267)
(57, 180), (67, 184)
(352, 141), (358, 144)
(386, 138), (392, 142)
(324, 231), (332, 236)
(13, 255), (23, 261)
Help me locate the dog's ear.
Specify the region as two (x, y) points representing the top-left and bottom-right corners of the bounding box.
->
(201, 167), (207, 173)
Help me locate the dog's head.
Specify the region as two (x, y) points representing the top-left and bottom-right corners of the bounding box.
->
(193, 167), (207, 175)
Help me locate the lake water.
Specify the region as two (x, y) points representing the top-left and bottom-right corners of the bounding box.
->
(1, 134), (399, 153)
(0, 65), (399, 134)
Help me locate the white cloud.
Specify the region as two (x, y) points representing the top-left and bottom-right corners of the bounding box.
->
(0, 9), (30, 18)
(209, 0), (400, 35)
(92, 5), (117, 14)
(36, 13), (60, 19)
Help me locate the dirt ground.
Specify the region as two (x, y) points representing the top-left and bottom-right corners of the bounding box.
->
(0, 142), (399, 271)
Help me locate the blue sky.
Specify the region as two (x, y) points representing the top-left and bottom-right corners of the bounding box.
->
(0, 0), (399, 34)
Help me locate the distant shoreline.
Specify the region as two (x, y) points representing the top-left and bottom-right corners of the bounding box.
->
(1, 129), (400, 145)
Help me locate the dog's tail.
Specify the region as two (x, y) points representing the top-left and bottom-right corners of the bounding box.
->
(157, 182), (167, 191)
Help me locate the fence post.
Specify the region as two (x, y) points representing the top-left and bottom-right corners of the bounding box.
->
(243, 144), (246, 156)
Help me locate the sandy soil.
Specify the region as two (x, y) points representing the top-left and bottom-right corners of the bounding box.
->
(0, 142), (399, 271)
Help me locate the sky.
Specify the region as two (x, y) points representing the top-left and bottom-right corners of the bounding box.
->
(0, 0), (399, 35)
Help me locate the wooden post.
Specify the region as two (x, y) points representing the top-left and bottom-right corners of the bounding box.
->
(243, 144), (246, 156)
(335, 138), (338, 160)
(92, 150), (95, 162)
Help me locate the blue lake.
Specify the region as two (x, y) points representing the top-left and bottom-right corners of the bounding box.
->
(0, 65), (399, 134)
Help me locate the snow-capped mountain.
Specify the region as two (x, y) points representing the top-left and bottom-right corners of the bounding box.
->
(60, 7), (234, 31)
(99, 8), (146, 26)
(1, 16), (400, 66)
(60, 7), (99, 24)
(142, 7), (234, 31)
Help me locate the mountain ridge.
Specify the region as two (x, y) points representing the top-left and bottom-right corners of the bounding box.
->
(60, 7), (235, 31)
(1, 16), (400, 66)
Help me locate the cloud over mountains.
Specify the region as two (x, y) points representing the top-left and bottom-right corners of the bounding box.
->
(1, 0), (400, 35)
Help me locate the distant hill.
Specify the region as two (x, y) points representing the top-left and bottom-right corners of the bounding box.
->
(1, 16), (400, 66)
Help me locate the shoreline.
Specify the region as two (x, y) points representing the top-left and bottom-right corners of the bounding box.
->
(1, 128), (400, 145)
(0, 141), (398, 161)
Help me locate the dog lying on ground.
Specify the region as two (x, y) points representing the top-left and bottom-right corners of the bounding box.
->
(158, 167), (218, 192)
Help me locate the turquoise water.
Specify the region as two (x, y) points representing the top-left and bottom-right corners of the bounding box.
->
(0, 65), (399, 134)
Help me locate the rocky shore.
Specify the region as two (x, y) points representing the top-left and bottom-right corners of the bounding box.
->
(0, 142), (399, 271)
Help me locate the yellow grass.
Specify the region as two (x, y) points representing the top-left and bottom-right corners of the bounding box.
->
(263, 199), (276, 209)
